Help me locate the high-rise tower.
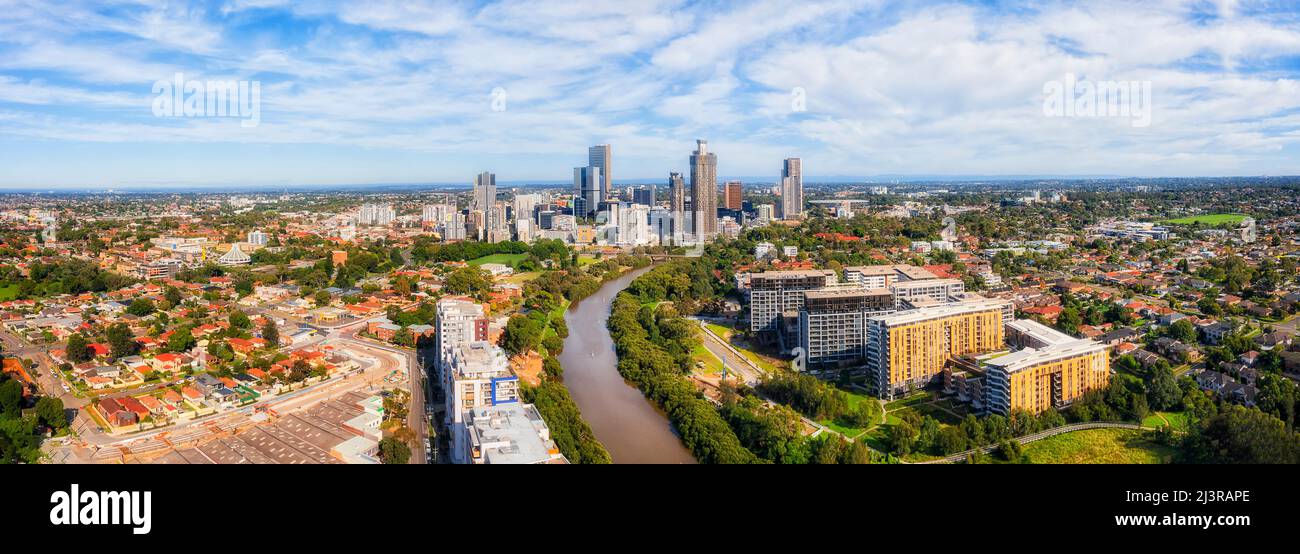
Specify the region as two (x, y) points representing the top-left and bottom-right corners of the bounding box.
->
(588, 144), (612, 200)
(780, 158), (803, 219)
(689, 140), (717, 239)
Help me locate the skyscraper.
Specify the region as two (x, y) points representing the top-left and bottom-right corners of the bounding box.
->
(588, 144), (612, 200)
(724, 180), (743, 210)
(633, 185), (656, 207)
(780, 158), (803, 219)
(689, 139), (717, 239)
(573, 166), (602, 218)
(473, 172), (496, 212)
(668, 172), (685, 214)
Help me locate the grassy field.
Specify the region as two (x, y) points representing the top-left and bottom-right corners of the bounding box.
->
(467, 253), (529, 267)
(502, 271), (541, 284)
(1161, 213), (1248, 226)
(1020, 428), (1175, 464)
(819, 388), (882, 438)
(0, 284), (17, 301)
(692, 344), (725, 375)
(1142, 411), (1191, 432)
(577, 255), (600, 266)
(705, 323), (733, 339)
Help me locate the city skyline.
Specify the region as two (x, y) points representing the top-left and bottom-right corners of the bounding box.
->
(2, 1), (1300, 188)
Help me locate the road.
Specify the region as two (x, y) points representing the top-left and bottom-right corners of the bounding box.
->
(693, 319), (765, 385)
(322, 318), (428, 464)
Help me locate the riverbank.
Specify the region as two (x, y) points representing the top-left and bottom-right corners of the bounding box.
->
(557, 266), (696, 464)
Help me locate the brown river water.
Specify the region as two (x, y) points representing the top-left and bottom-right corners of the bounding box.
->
(557, 266), (697, 464)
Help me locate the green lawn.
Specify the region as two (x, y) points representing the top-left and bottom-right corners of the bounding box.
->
(503, 271), (541, 284)
(1020, 428), (1175, 464)
(467, 253), (529, 268)
(819, 388), (882, 438)
(1161, 214), (1248, 226)
(705, 323), (733, 339)
(0, 284), (17, 301)
(1142, 411), (1191, 432)
(884, 393), (933, 412)
(577, 255), (599, 266)
(692, 344), (725, 375)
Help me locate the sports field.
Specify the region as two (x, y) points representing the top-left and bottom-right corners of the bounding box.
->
(1161, 214), (1247, 226)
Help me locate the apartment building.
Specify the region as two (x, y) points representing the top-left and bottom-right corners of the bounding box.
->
(890, 278), (966, 308)
(434, 298), (488, 373)
(799, 287), (894, 367)
(461, 403), (567, 464)
(748, 269), (838, 337)
(866, 299), (1009, 398)
(844, 264), (937, 289)
(985, 320), (1111, 415)
(443, 341), (519, 463)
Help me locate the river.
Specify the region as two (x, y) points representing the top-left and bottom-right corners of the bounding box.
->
(558, 266), (697, 464)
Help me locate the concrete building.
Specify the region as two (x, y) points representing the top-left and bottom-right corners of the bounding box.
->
(444, 341), (519, 463)
(866, 299), (1009, 398)
(357, 203), (395, 226)
(588, 144), (612, 201)
(460, 403), (566, 464)
(799, 287), (895, 367)
(780, 157), (803, 219)
(138, 259), (183, 281)
(844, 264), (938, 289)
(689, 139), (717, 239)
(434, 298), (488, 373)
(573, 165), (603, 218)
(247, 230), (268, 246)
(472, 172), (497, 214)
(633, 185), (656, 207)
(985, 319), (1111, 415)
(890, 278), (966, 308)
(748, 270), (838, 345)
(723, 180), (743, 210)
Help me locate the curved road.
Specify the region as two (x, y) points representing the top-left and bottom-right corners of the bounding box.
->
(558, 267), (696, 464)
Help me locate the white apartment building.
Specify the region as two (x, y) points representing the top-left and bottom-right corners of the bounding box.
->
(434, 298), (486, 372)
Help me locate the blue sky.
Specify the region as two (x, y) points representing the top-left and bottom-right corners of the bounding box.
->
(1, 0), (1299, 188)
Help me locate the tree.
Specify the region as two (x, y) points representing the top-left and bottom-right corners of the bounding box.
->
(125, 298), (156, 317)
(314, 290), (332, 307)
(501, 314), (545, 355)
(35, 396), (66, 430)
(1180, 405), (1300, 463)
(1168, 319), (1197, 343)
(1147, 365), (1182, 411)
(443, 267), (492, 297)
(164, 286), (183, 307)
(106, 322), (137, 359)
(887, 420), (918, 455)
(996, 439), (1024, 462)
(65, 334), (92, 363)
(229, 310), (252, 329)
(379, 437), (411, 464)
(1056, 307), (1081, 336)
(936, 426), (969, 455)
(261, 321), (280, 348)
(168, 327), (196, 353)
(0, 380), (21, 418)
